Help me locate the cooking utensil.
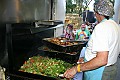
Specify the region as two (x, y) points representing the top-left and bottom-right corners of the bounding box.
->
(59, 74), (64, 77)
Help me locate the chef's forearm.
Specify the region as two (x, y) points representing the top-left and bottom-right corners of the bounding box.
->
(80, 58), (105, 71)
(79, 52), (108, 71)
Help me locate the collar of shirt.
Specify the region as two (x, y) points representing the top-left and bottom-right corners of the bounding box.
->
(101, 18), (113, 23)
(101, 18), (107, 23)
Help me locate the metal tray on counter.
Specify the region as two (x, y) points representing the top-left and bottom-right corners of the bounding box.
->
(42, 37), (87, 53)
(38, 46), (78, 55)
(16, 49), (77, 80)
(38, 46), (80, 64)
(10, 49), (76, 80)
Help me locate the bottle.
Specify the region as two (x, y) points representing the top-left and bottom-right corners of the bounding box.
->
(0, 66), (5, 80)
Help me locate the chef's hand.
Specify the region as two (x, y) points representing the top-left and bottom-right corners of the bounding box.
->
(63, 66), (77, 79)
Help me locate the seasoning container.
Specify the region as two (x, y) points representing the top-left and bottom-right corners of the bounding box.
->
(0, 66), (5, 80)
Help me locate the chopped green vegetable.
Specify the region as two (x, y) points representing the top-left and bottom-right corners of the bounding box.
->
(19, 56), (72, 78)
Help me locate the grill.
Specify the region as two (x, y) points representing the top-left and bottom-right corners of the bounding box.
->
(6, 23), (86, 80)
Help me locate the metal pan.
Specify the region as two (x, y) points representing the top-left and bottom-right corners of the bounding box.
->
(38, 46), (78, 55)
(42, 37), (87, 53)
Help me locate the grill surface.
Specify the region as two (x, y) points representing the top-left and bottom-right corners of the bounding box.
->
(7, 24), (84, 80)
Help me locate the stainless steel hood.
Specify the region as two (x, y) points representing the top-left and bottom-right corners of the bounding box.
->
(0, 0), (52, 23)
(0, 0), (52, 68)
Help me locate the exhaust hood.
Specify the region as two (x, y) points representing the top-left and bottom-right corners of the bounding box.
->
(0, 0), (52, 23)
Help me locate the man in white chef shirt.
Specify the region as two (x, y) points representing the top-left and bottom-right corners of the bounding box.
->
(85, 19), (120, 66)
(63, 0), (120, 80)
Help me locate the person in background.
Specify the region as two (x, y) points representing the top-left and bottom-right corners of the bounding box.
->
(63, 24), (75, 40)
(63, 0), (120, 80)
(75, 23), (91, 40)
(85, 21), (93, 34)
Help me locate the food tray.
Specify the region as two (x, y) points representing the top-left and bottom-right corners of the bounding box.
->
(19, 56), (73, 79)
(42, 37), (87, 53)
(11, 49), (76, 80)
(38, 46), (80, 64)
(38, 46), (78, 55)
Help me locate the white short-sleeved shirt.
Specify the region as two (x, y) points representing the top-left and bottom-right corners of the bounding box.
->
(85, 19), (120, 66)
